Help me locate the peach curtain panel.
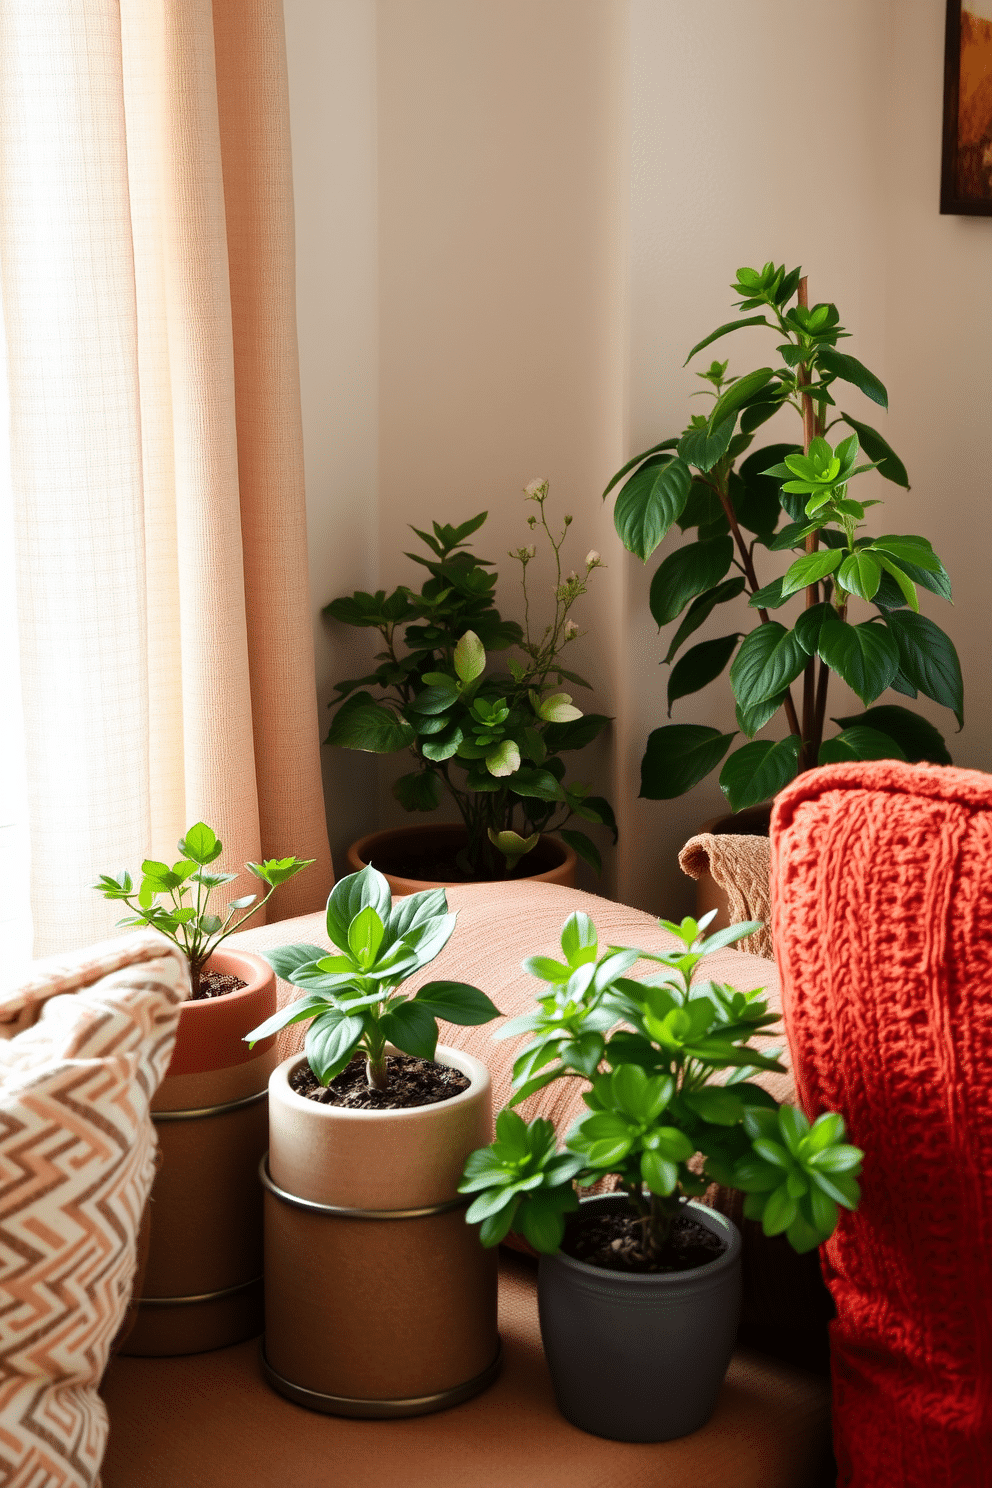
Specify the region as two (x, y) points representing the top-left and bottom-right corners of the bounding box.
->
(0, 0), (333, 958)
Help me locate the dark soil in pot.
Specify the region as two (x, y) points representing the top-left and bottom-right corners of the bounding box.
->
(192, 969), (247, 1000)
(290, 1054), (471, 1111)
(562, 1206), (726, 1274)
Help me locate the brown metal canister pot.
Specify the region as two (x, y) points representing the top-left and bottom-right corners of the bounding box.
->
(346, 823), (576, 897)
(121, 947), (278, 1356)
(260, 1045), (500, 1417)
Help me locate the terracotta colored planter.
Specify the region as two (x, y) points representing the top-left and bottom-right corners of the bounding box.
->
(121, 947), (278, 1357)
(260, 1045), (500, 1417)
(346, 823), (576, 897)
(695, 804), (772, 931)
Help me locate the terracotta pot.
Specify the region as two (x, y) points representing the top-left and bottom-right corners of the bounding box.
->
(260, 1045), (500, 1417)
(346, 822), (576, 897)
(694, 803), (772, 931)
(121, 947), (278, 1357)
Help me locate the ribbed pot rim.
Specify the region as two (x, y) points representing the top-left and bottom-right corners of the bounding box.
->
(544, 1194), (741, 1287)
(270, 1043), (490, 1122)
(177, 948), (273, 1019)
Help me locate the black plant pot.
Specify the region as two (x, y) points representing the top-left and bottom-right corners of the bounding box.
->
(537, 1195), (742, 1442)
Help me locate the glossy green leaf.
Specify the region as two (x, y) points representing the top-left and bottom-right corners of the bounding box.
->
(830, 705), (952, 765)
(392, 770), (443, 811)
(818, 347), (888, 409)
(602, 438), (680, 499)
(729, 624), (807, 708)
(559, 829), (602, 875)
(780, 548), (842, 599)
(838, 412), (908, 486)
(649, 537), (735, 628)
(412, 980), (501, 1026)
(837, 551), (882, 603)
(709, 368), (776, 428)
(667, 634), (740, 715)
(678, 417), (735, 473)
(379, 999), (439, 1060)
(817, 611), (899, 707)
(305, 1011), (365, 1085)
(683, 315), (771, 364)
(639, 725), (736, 800)
(884, 611), (964, 726)
(664, 578), (747, 662)
(818, 727), (907, 766)
(613, 456), (693, 561)
(325, 692), (416, 753)
(719, 735), (802, 811)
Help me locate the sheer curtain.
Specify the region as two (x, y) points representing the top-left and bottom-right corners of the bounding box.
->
(0, 0), (333, 965)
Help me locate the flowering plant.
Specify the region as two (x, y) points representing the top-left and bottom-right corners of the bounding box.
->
(324, 484), (616, 880)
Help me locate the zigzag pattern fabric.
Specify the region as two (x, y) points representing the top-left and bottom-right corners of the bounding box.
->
(0, 932), (188, 1488)
(771, 761), (992, 1488)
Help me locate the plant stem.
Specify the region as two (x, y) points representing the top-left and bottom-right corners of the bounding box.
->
(797, 275), (819, 771)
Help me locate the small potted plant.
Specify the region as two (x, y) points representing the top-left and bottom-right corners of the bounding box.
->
(460, 908), (862, 1442)
(324, 482), (616, 887)
(93, 824), (311, 1355)
(605, 262), (961, 816)
(246, 863), (503, 1417)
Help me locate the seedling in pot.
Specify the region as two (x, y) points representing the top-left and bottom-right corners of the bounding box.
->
(245, 864), (501, 1091)
(93, 822), (313, 997)
(460, 909), (862, 1262)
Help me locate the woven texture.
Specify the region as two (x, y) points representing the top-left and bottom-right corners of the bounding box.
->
(680, 833), (773, 957)
(771, 760), (992, 1487)
(0, 932), (189, 1488)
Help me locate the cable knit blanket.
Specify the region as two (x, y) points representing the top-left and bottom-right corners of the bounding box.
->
(771, 760), (992, 1488)
(679, 832), (772, 957)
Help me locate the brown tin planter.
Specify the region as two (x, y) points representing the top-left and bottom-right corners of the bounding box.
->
(121, 947), (278, 1357)
(346, 823), (576, 897)
(260, 1044), (500, 1417)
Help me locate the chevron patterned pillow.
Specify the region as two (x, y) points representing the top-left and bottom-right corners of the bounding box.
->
(0, 932), (189, 1488)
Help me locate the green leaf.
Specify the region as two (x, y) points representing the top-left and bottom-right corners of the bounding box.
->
(709, 368), (776, 427)
(263, 943), (329, 982)
(305, 1011), (365, 1085)
(613, 457), (693, 561)
(683, 315), (770, 364)
(379, 1000), (439, 1060)
(348, 906), (385, 967)
(641, 1151), (679, 1197)
(392, 770), (443, 812)
(511, 768), (565, 802)
(818, 726), (907, 765)
(541, 713), (610, 753)
(684, 1087), (745, 1125)
(408, 684), (459, 717)
(831, 705), (952, 766)
(747, 577), (788, 611)
(817, 611), (899, 707)
(326, 865), (391, 952)
(413, 980), (500, 1026)
(818, 347), (888, 409)
(837, 551), (882, 603)
(649, 537), (735, 628)
(730, 624), (807, 708)
(780, 548), (842, 599)
(735, 691), (786, 739)
(838, 412), (908, 486)
(883, 612), (963, 726)
(325, 692), (415, 752)
(667, 634), (740, 715)
(453, 630), (485, 684)
(678, 417), (735, 473)
(486, 739), (521, 777)
(639, 725), (736, 800)
(602, 438), (680, 500)
(664, 578), (747, 662)
(178, 822), (221, 865)
(874, 556), (919, 612)
(729, 465), (781, 538)
(559, 829), (602, 875)
(719, 735), (802, 811)
(793, 602), (833, 655)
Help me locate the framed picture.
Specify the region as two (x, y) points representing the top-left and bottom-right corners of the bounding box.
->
(941, 0), (992, 214)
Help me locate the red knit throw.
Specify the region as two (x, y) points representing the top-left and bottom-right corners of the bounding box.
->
(771, 761), (992, 1487)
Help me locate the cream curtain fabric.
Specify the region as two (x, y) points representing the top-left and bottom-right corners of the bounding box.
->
(0, 0), (333, 958)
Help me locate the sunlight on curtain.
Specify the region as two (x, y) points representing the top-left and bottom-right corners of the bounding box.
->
(0, 282), (33, 978)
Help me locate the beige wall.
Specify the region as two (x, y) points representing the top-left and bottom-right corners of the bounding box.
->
(286, 0), (991, 911)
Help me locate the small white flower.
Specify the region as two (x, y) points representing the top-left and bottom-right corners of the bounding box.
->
(585, 550), (601, 569)
(526, 544), (537, 559)
(564, 620), (579, 639)
(523, 478), (548, 499)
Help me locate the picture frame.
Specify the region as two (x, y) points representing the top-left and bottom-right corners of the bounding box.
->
(940, 1), (992, 214)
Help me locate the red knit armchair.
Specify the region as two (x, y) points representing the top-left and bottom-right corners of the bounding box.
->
(771, 761), (992, 1488)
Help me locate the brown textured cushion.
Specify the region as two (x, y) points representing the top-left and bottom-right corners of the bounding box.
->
(0, 932), (189, 1488)
(679, 832), (773, 957)
(101, 1250), (832, 1488)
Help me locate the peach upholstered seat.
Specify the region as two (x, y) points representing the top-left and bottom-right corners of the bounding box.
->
(100, 883), (832, 1486)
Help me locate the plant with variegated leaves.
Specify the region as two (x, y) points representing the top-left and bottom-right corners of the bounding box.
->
(606, 261), (961, 812)
(323, 487), (616, 879)
(460, 908), (862, 1259)
(244, 864), (500, 1091)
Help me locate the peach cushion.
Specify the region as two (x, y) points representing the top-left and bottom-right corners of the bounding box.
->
(0, 932), (188, 1488)
(101, 1250), (830, 1488)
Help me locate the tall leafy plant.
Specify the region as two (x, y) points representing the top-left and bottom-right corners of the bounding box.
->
(606, 262), (962, 810)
